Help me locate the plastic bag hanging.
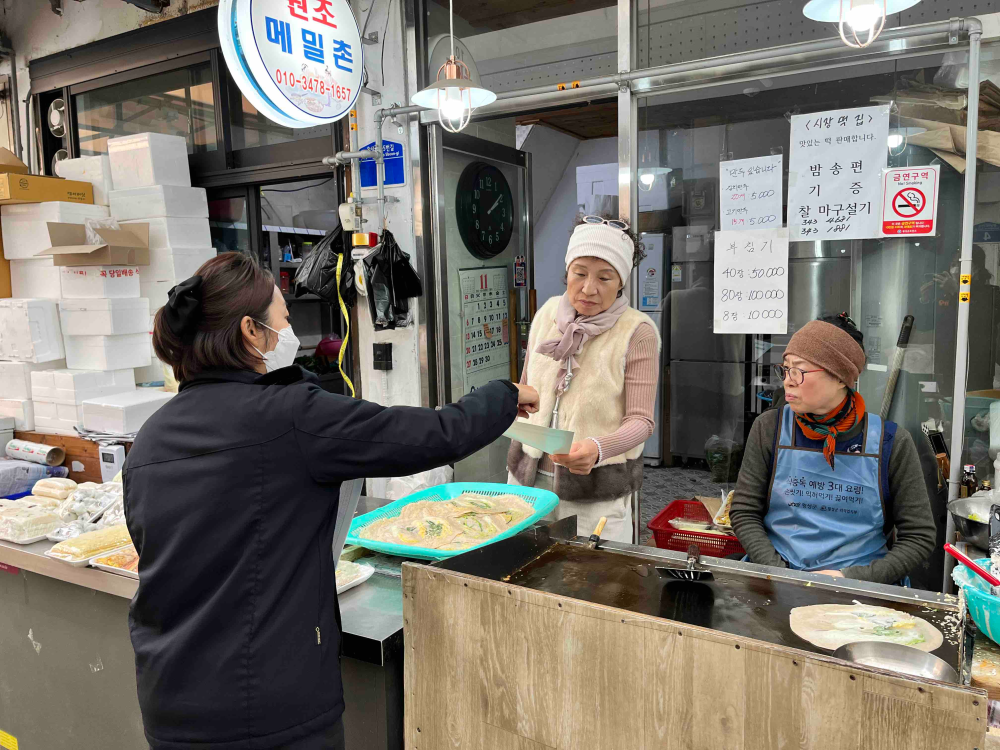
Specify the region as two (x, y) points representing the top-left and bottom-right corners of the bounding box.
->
(361, 230), (423, 330)
(292, 226), (347, 305)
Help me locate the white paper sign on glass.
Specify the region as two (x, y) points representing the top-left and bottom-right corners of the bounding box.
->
(713, 228), (790, 334)
(788, 105), (889, 241)
(719, 154), (783, 230)
(218, 0), (363, 129)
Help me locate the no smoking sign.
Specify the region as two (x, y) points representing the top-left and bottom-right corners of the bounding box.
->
(881, 165), (939, 236)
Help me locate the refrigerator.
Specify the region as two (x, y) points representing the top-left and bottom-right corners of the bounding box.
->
(665, 229), (853, 462)
(639, 233), (667, 465)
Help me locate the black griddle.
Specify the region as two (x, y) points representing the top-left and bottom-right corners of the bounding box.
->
(435, 520), (967, 673)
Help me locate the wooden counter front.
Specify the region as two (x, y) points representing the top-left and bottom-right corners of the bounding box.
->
(403, 563), (987, 750)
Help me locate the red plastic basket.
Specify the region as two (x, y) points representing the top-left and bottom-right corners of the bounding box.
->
(647, 499), (745, 558)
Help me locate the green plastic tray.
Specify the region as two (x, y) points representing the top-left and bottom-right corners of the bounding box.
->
(346, 482), (559, 560)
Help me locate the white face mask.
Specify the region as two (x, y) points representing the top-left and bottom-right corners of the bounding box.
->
(253, 321), (300, 372)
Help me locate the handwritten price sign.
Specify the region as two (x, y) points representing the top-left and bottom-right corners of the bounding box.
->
(720, 154), (783, 230)
(713, 228), (789, 334)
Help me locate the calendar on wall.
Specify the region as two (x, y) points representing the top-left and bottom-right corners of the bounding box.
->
(460, 266), (510, 394)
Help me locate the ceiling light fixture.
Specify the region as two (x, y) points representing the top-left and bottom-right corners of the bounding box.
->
(802, 0), (922, 48)
(410, 0), (496, 132)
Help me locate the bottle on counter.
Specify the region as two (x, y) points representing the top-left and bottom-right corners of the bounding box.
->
(962, 464), (978, 498)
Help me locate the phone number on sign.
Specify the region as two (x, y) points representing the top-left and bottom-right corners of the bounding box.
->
(273, 70), (353, 101)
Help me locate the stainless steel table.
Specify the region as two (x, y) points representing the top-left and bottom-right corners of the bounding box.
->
(0, 497), (406, 750)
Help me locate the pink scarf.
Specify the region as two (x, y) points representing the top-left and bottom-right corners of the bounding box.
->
(535, 293), (629, 393)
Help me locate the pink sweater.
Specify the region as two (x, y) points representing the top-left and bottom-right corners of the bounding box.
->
(519, 321), (660, 469)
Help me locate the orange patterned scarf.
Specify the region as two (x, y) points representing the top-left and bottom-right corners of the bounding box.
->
(795, 391), (866, 469)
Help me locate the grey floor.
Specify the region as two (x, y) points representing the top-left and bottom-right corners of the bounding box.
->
(639, 464), (733, 543)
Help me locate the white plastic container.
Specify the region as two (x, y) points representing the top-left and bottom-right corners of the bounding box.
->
(33, 400), (85, 435)
(140, 280), (172, 310)
(11, 258), (61, 299)
(82, 389), (173, 433)
(107, 133), (191, 189)
(1, 202), (110, 259)
(55, 155), (114, 206)
(64, 333), (151, 371)
(59, 298), (149, 337)
(121, 217), (210, 250)
(0, 360), (66, 401)
(142, 247), (216, 285)
(0, 299), (65, 363)
(109, 185), (208, 220)
(32, 368), (135, 404)
(0, 398), (34, 431)
(58, 265), (140, 299)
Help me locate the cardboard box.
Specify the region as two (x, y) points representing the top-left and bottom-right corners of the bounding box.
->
(59, 298), (149, 336)
(0, 174), (94, 206)
(107, 133), (191, 190)
(110, 185), (208, 220)
(59, 265), (140, 299)
(0, 360), (66, 401)
(0, 148), (31, 175)
(0, 398), (34, 431)
(39, 222), (149, 267)
(64, 332), (151, 370)
(2, 202), (110, 259)
(32, 368), (135, 404)
(82, 388), (173, 433)
(0, 299), (65, 362)
(55, 155), (114, 207)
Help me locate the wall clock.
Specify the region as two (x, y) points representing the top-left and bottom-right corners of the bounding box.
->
(456, 161), (514, 259)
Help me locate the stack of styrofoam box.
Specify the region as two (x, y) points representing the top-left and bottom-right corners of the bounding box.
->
(108, 133), (214, 383)
(83, 389), (173, 434)
(58, 263), (151, 374)
(31, 368), (135, 435)
(0, 299), (66, 430)
(1, 202), (109, 299)
(55, 155), (114, 207)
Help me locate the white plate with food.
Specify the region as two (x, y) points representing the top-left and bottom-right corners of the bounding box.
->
(336, 559), (375, 595)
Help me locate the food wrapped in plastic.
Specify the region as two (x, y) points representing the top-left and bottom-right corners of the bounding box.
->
(56, 482), (123, 522)
(0, 506), (62, 543)
(27, 494), (62, 510)
(46, 524), (132, 563)
(46, 520), (103, 542)
(92, 544), (138, 574)
(32, 477), (78, 501)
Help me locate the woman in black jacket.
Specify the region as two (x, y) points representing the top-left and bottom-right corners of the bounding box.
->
(123, 252), (538, 750)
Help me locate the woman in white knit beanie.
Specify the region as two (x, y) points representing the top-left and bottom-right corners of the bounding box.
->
(507, 215), (661, 542)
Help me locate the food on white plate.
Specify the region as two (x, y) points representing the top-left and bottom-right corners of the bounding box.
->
(31, 477), (78, 501)
(0, 506), (62, 543)
(92, 544), (139, 574)
(358, 493), (535, 551)
(47, 524), (132, 563)
(335, 559), (371, 590)
(789, 603), (943, 652)
(56, 482), (123, 522)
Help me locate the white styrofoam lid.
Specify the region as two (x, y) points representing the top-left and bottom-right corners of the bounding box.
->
(59, 298), (149, 311)
(82, 388), (172, 407)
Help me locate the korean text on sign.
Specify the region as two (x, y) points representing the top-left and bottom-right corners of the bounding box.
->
(713, 228), (790, 335)
(880, 165), (939, 237)
(788, 105), (889, 241)
(719, 154), (783, 230)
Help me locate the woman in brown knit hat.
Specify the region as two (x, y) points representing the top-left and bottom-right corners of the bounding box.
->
(730, 314), (935, 585)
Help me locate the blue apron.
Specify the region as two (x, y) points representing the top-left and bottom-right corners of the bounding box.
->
(764, 405), (889, 572)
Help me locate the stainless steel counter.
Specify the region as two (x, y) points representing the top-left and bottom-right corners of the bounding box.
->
(0, 496), (407, 750)
(0, 497), (406, 667)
